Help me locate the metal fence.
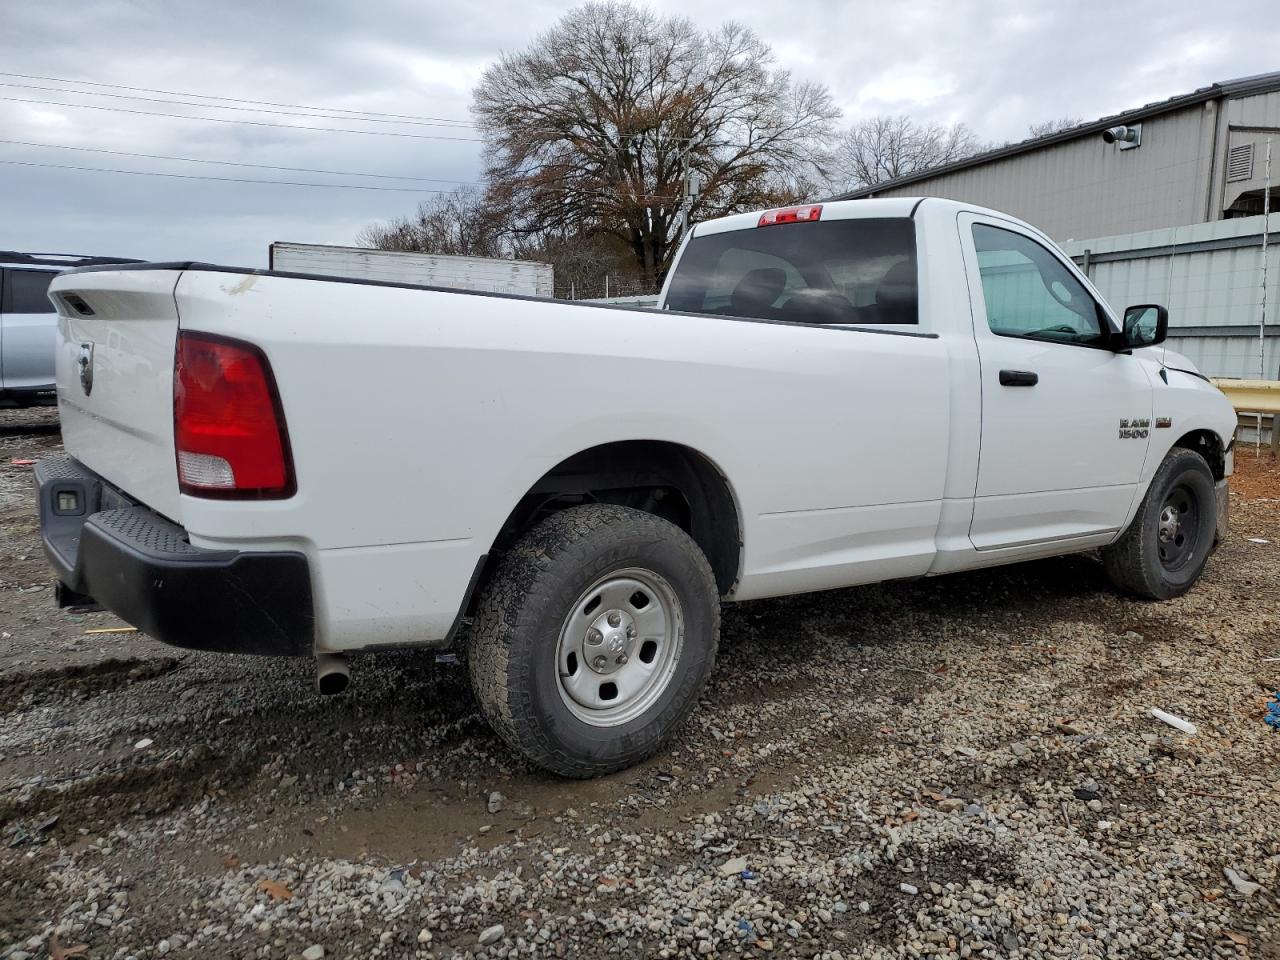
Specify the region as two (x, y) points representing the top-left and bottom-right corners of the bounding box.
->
(1212, 378), (1280, 453)
(1061, 213), (1280, 380)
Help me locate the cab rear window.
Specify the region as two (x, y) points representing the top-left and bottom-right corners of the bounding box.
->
(664, 218), (917, 325)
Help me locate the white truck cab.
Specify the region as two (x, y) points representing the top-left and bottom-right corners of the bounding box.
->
(35, 198), (1235, 776)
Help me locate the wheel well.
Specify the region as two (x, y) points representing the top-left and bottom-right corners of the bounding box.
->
(1173, 429), (1225, 480)
(484, 441), (741, 599)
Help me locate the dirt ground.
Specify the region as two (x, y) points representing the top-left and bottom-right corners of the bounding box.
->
(1, 407), (1277, 960)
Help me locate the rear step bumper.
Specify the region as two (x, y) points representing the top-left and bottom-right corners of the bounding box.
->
(35, 455), (314, 656)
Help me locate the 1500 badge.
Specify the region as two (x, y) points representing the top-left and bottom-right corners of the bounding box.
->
(1119, 417), (1150, 439)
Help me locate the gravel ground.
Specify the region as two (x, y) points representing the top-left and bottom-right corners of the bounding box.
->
(2, 407), (1278, 960)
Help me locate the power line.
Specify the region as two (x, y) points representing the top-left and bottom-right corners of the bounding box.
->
(0, 81), (477, 129)
(0, 158), (459, 193)
(0, 96), (485, 142)
(0, 156), (683, 203)
(0, 72), (758, 148)
(0, 70), (475, 126)
(0, 138), (480, 184)
(0, 75), (731, 146)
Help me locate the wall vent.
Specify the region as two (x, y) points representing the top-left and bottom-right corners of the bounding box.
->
(1226, 142), (1254, 182)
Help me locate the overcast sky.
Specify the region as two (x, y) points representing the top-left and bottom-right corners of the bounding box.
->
(2, 0), (1277, 267)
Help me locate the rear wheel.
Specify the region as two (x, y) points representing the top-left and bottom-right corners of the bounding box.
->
(1103, 448), (1217, 599)
(467, 504), (720, 777)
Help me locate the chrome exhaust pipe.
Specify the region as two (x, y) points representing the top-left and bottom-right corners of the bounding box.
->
(315, 653), (350, 696)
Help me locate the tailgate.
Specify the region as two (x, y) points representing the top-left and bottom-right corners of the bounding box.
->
(48, 267), (183, 520)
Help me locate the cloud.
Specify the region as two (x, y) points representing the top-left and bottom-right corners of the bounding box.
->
(1, 0), (1277, 266)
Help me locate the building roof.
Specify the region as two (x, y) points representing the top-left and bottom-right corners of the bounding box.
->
(831, 71), (1280, 201)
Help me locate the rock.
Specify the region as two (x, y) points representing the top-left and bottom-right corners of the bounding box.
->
(418, 929), (432, 943)
(899, 882), (919, 895)
(487, 792), (505, 814)
(1073, 787), (1100, 801)
(1150, 737), (1197, 761)
(1224, 868), (1262, 898)
(1003, 932), (1021, 952)
(938, 798), (965, 813)
(719, 856), (749, 876)
(301, 947), (325, 960)
(134, 738), (154, 750)
(479, 923), (506, 945)
(157, 941), (170, 955)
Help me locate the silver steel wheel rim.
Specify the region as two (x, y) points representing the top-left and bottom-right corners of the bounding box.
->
(554, 567), (684, 727)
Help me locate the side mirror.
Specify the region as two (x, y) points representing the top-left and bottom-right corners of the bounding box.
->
(1119, 304), (1168, 350)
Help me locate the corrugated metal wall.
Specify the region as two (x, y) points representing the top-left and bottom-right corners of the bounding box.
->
(1060, 213), (1280, 379)
(863, 89), (1280, 244)
(1228, 91), (1280, 130)
(867, 103), (1217, 239)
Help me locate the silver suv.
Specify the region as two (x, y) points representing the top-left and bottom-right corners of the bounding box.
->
(1, 252), (141, 408)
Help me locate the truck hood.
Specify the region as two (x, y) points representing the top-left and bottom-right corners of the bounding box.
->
(1135, 344), (1201, 377)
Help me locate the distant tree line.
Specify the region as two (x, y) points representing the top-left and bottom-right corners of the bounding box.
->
(358, 1), (1077, 296)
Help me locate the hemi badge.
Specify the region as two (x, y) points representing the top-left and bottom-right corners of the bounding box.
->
(1155, 417), (1172, 429)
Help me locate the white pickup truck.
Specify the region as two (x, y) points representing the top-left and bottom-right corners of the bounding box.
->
(36, 198), (1234, 777)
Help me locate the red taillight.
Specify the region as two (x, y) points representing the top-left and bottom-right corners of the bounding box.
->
(757, 204), (823, 227)
(174, 332), (294, 499)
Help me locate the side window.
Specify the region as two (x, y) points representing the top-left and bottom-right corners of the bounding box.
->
(2, 269), (57, 314)
(971, 224), (1104, 346)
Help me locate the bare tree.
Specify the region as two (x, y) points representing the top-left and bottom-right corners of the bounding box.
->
(511, 229), (643, 299)
(831, 115), (983, 191)
(359, 189), (651, 299)
(472, 1), (838, 285)
(356, 187), (507, 257)
(1027, 116), (1083, 138)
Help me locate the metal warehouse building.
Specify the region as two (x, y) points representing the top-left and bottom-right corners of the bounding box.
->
(835, 73), (1280, 378)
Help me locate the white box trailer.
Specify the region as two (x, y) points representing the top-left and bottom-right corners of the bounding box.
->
(268, 242), (554, 297)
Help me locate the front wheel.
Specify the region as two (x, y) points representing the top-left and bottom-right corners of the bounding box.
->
(467, 504), (720, 777)
(1102, 447), (1217, 600)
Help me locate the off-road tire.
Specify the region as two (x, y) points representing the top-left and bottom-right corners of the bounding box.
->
(1102, 448), (1216, 600)
(467, 504), (720, 778)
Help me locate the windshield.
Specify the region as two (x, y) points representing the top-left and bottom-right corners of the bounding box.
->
(663, 217), (918, 325)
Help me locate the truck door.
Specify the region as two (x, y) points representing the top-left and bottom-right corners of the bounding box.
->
(1, 268), (59, 391)
(959, 213), (1154, 550)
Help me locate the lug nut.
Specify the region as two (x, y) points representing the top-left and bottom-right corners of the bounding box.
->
(592, 655), (607, 670)
(586, 628), (603, 645)
(607, 611), (622, 627)
(616, 654), (628, 665)
(626, 625), (636, 638)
